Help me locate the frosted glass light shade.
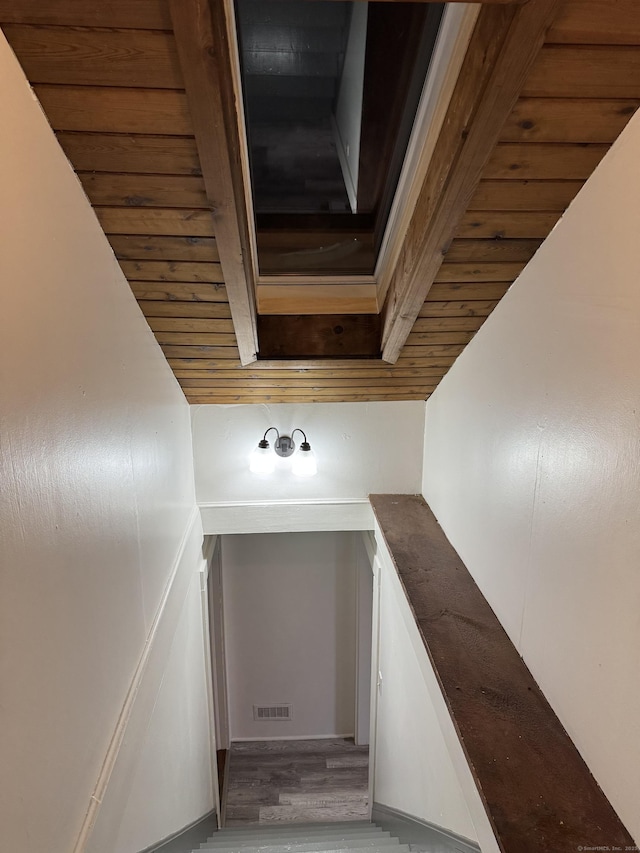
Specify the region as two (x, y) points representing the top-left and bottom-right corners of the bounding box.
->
(291, 445), (317, 477)
(249, 443), (275, 474)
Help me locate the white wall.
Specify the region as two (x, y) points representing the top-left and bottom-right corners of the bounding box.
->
(372, 534), (498, 851)
(422, 112), (640, 841)
(0, 33), (212, 853)
(191, 401), (425, 506)
(222, 532), (357, 740)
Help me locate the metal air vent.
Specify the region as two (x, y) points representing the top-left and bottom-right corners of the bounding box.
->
(253, 703), (293, 721)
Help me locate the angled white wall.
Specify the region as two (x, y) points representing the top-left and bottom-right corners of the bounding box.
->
(422, 112), (640, 842)
(0, 33), (212, 853)
(372, 533), (499, 851)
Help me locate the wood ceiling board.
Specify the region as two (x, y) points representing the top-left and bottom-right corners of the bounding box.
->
(140, 301), (231, 319)
(180, 377), (438, 390)
(411, 316), (489, 331)
(120, 260), (223, 283)
(418, 300), (500, 317)
(170, 0), (258, 366)
(146, 318), (234, 334)
(524, 46), (640, 99)
(435, 262), (527, 283)
(33, 86), (193, 135)
(96, 208), (215, 237)
(484, 143), (610, 180)
(469, 180), (584, 211)
(165, 355), (450, 372)
(0, 1), (172, 29)
(186, 394), (430, 404)
(2, 25), (183, 88)
(56, 133), (201, 175)
(155, 332), (238, 346)
(500, 98), (639, 143)
(381, 0), (563, 364)
(404, 331), (476, 345)
(257, 285), (379, 315)
(456, 211), (561, 239)
(428, 282), (511, 301)
(79, 174), (208, 208)
(171, 367), (448, 380)
(110, 235), (218, 262)
(169, 357), (428, 371)
(161, 345), (240, 360)
(445, 238), (542, 263)
(398, 344), (466, 358)
(547, 0), (640, 45)
(394, 357), (457, 368)
(129, 282), (228, 302)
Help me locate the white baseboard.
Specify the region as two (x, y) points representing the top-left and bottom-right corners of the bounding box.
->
(372, 803), (480, 853)
(230, 733), (356, 743)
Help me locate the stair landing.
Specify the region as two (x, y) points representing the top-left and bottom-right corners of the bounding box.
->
(223, 739), (369, 826)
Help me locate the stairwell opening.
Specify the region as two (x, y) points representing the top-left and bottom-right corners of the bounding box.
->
(204, 530), (374, 827)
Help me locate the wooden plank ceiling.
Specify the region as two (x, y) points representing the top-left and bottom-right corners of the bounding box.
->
(2, 0), (639, 404)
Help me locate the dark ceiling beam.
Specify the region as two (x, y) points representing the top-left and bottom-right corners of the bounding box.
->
(381, 0), (564, 363)
(170, 0), (258, 366)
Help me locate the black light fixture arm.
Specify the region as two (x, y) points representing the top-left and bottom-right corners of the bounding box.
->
(257, 426), (311, 458)
(259, 426), (280, 448)
(291, 428), (311, 450)
(250, 425), (316, 475)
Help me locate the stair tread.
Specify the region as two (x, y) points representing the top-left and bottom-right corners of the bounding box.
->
(203, 831), (389, 848)
(201, 836), (396, 852)
(200, 844), (407, 853)
(209, 823), (377, 839)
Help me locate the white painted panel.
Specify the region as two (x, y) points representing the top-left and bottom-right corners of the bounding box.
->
(373, 533), (498, 850)
(191, 401), (425, 505)
(334, 2), (368, 211)
(422, 112), (640, 841)
(113, 570), (214, 853)
(199, 499), (373, 535)
(222, 532), (357, 739)
(0, 35), (206, 852)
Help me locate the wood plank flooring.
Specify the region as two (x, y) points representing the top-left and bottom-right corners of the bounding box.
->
(224, 739), (369, 827)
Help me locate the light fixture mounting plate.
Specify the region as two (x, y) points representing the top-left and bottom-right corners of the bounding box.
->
(274, 435), (295, 458)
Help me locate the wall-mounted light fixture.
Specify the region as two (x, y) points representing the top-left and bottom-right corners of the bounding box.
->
(249, 427), (317, 477)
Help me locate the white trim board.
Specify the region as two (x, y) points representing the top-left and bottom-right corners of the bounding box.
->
(230, 734), (356, 743)
(199, 500), (374, 534)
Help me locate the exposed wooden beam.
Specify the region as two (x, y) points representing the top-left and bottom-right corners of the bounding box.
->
(257, 284), (378, 316)
(257, 315), (381, 359)
(170, 0), (258, 365)
(381, 0), (563, 363)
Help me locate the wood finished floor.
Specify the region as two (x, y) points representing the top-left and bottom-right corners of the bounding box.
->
(224, 738), (369, 826)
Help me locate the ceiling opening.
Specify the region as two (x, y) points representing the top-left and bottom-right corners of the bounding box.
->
(236, 0), (444, 277)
